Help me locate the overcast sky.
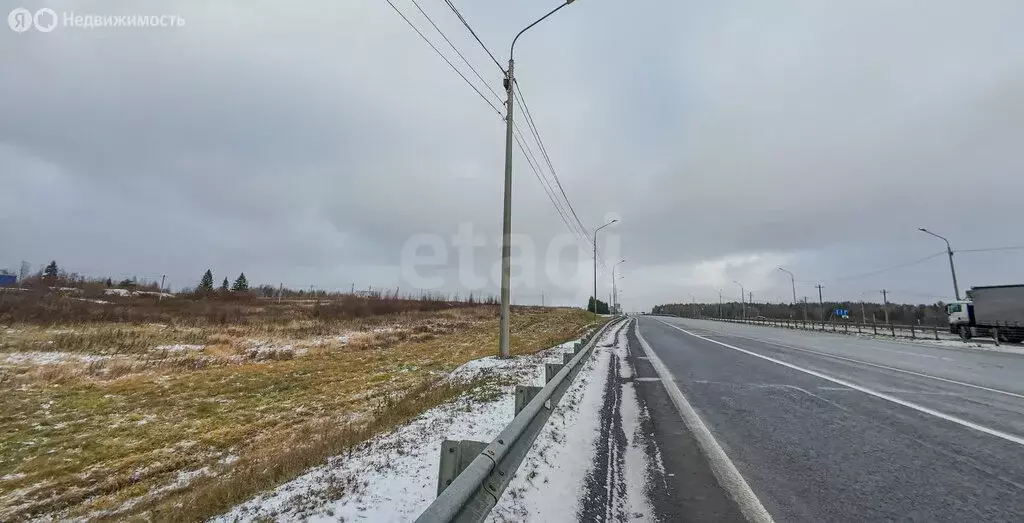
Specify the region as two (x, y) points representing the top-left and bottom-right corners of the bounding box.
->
(2, 0), (1023, 311)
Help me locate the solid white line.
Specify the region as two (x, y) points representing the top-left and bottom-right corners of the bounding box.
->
(655, 319), (1024, 447)
(711, 330), (1024, 400)
(634, 320), (774, 523)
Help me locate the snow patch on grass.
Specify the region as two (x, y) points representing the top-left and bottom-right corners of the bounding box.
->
(214, 336), (585, 522)
(2, 352), (111, 365)
(151, 344), (205, 353)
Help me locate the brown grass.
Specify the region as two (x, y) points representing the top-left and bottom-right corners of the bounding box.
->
(0, 304), (598, 522)
(0, 290), (487, 326)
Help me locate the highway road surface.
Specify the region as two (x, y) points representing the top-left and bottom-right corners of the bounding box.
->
(632, 316), (1024, 522)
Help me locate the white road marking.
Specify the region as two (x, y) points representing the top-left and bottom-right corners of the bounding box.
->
(710, 330), (1024, 400)
(635, 320), (774, 523)
(656, 319), (1024, 447)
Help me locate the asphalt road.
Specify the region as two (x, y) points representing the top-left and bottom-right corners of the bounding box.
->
(636, 315), (1024, 522)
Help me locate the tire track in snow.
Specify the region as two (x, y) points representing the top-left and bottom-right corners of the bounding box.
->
(580, 321), (631, 522)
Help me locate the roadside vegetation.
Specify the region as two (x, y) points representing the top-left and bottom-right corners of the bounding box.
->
(0, 287), (597, 521)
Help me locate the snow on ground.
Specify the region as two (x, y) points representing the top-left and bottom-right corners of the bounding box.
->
(1, 352), (111, 365)
(490, 319), (656, 522)
(214, 337), (584, 523)
(151, 344), (206, 353)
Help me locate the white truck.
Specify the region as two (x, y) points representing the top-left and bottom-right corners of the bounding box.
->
(947, 285), (1024, 343)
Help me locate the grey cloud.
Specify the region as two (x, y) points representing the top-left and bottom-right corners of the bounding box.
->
(1, 0), (1022, 311)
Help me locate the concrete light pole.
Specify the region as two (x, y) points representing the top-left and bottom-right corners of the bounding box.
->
(591, 219), (618, 315)
(777, 267), (797, 304)
(612, 259), (626, 313)
(733, 280), (745, 319)
(918, 228), (961, 300)
(498, 0), (582, 359)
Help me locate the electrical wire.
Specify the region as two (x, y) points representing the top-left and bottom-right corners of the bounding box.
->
(512, 128), (592, 252)
(512, 128), (598, 256)
(826, 252), (947, 282)
(957, 246), (1024, 253)
(385, 0), (502, 116)
(514, 80), (591, 244)
(442, 0), (505, 72)
(409, 0), (503, 103)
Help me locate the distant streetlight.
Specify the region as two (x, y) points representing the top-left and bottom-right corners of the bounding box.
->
(592, 219), (618, 314)
(732, 280), (745, 319)
(918, 228), (961, 300)
(612, 259), (626, 313)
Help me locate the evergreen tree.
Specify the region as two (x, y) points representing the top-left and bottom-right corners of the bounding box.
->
(232, 273), (249, 292)
(221, 278), (230, 291)
(43, 261), (59, 286)
(105, 278), (113, 287)
(198, 270), (215, 293)
(586, 296), (610, 315)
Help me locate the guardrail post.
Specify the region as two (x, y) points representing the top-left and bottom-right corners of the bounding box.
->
(844, 322), (848, 333)
(856, 323), (861, 334)
(514, 386), (543, 416)
(545, 363), (564, 383)
(993, 328), (1001, 346)
(933, 326), (939, 341)
(890, 323), (896, 337)
(910, 324), (916, 339)
(437, 440), (488, 496)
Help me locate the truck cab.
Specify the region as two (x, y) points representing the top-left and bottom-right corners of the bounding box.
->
(947, 300), (973, 338)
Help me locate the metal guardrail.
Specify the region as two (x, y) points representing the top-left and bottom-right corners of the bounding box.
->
(415, 317), (622, 523)
(699, 316), (953, 341)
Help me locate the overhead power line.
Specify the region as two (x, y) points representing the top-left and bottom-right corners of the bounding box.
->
(957, 246), (1024, 253)
(385, 0), (502, 116)
(794, 251), (947, 284)
(512, 128), (598, 258)
(442, 0), (504, 72)
(512, 127), (590, 250)
(514, 80), (590, 244)
(830, 251), (947, 282)
(408, 0), (502, 103)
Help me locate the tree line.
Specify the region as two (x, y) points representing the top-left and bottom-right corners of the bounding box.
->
(651, 300), (951, 326)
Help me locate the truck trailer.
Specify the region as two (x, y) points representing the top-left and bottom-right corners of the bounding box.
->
(947, 285), (1024, 343)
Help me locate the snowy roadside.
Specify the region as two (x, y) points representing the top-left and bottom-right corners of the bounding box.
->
(489, 318), (660, 522)
(212, 337), (586, 523)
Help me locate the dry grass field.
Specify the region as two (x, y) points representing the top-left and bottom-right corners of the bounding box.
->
(0, 292), (599, 521)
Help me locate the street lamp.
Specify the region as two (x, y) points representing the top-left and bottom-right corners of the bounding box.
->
(612, 259), (626, 313)
(498, 0), (584, 359)
(918, 228), (960, 300)
(733, 280), (745, 319)
(776, 267), (797, 304)
(591, 219), (618, 314)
